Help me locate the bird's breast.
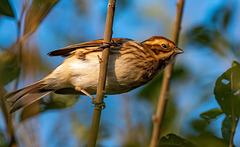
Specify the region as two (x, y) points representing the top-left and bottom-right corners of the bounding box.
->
(49, 51), (159, 95)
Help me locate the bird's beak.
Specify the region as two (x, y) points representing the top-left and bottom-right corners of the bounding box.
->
(174, 47), (184, 54)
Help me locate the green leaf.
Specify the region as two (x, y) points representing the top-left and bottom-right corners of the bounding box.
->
(138, 66), (186, 103)
(0, 130), (8, 147)
(200, 108), (223, 122)
(20, 94), (79, 121)
(0, 50), (20, 86)
(221, 116), (232, 143)
(211, 5), (233, 30)
(214, 61), (240, 118)
(187, 26), (227, 56)
(0, 0), (14, 17)
(191, 119), (208, 133)
(138, 71), (163, 102)
(23, 0), (59, 36)
(188, 132), (228, 147)
(232, 60), (240, 67)
(41, 93), (79, 110)
(187, 26), (214, 47)
(222, 7), (233, 29)
(159, 134), (197, 147)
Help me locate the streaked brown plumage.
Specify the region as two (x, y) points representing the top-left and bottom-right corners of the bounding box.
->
(5, 36), (183, 113)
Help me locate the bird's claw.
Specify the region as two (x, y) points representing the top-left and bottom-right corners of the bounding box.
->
(97, 55), (102, 63)
(100, 40), (117, 49)
(99, 44), (110, 50)
(91, 99), (106, 110)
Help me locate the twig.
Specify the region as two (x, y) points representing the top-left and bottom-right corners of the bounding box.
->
(87, 0), (116, 146)
(229, 118), (238, 147)
(13, 1), (26, 91)
(6, 4), (27, 147)
(229, 72), (236, 147)
(149, 1), (185, 147)
(9, 2), (33, 146)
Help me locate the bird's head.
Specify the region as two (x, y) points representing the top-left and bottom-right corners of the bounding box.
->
(141, 36), (184, 64)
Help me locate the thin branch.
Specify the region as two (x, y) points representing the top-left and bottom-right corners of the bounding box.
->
(149, 1), (185, 147)
(5, 4), (28, 147)
(13, 1), (27, 91)
(229, 85), (238, 147)
(10, 2), (37, 147)
(229, 118), (238, 147)
(87, 0), (116, 146)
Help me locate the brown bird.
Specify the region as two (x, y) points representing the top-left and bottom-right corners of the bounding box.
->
(5, 36), (184, 113)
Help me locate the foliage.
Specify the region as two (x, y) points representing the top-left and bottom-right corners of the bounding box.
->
(190, 119), (208, 133)
(138, 66), (186, 103)
(159, 134), (196, 147)
(214, 61), (240, 145)
(170, 61), (240, 147)
(0, 0), (14, 18)
(20, 94), (79, 121)
(214, 61), (240, 118)
(197, 61), (240, 146)
(23, 0), (59, 37)
(0, 50), (20, 86)
(0, 0), (60, 146)
(0, 132), (8, 147)
(221, 116), (232, 143)
(41, 94), (79, 110)
(186, 2), (238, 57)
(200, 108), (223, 123)
(188, 132), (228, 147)
(183, 2), (240, 146)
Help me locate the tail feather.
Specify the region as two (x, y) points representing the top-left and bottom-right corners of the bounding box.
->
(4, 81), (52, 113)
(5, 81), (43, 103)
(10, 91), (51, 113)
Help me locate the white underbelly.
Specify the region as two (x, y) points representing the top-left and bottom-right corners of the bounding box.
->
(49, 52), (147, 95)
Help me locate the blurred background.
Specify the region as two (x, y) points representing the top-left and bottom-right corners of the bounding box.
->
(0, 0), (240, 146)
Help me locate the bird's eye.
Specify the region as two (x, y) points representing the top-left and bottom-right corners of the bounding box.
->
(162, 44), (167, 48)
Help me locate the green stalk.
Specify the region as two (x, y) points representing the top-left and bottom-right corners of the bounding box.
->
(229, 118), (238, 147)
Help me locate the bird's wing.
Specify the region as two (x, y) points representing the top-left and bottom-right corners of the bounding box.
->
(47, 39), (104, 57)
(47, 38), (133, 57)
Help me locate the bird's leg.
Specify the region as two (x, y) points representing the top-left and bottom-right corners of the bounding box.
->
(97, 55), (102, 63)
(75, 86), (95, 100)
(75, 86), (106, 109)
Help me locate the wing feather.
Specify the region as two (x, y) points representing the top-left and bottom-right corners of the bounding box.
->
(48, 39), (103, 57)
(47, 38), (133, 57)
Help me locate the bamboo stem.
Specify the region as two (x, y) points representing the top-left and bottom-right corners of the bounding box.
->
(149, 1), (185, 147)
(87, 0), (116, 146)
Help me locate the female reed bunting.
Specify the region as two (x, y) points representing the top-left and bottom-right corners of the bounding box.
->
(5, 36), (184, 113)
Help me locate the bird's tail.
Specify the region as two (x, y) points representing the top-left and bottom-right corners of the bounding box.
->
(5, 80), (51, 113)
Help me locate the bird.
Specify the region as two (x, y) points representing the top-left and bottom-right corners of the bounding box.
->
(5, 36), (184, 113)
